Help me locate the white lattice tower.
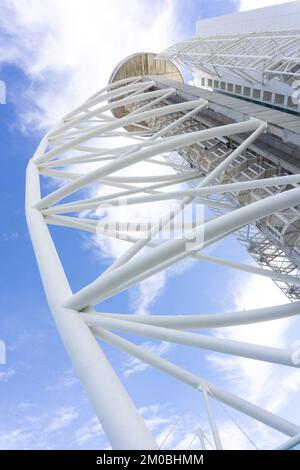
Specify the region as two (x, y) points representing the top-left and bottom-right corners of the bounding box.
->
(26, 76), (300, 449)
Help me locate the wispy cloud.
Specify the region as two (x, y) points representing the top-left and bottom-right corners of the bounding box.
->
(206, 272), (300, 447)
(0, 1), (195, 320)
(140, 402), (202, 449)
(121, 341), (172, 378)
(0, 405), (79, 449)
(1, 232), (19, 242)
(46, 368), (78, 392)
(74, 416), (104, 446)
(0, 368), (15, 382)
(130, 271), (167, 316)
(46, 407), (78, 433)
(16, 402), (36, 411)
(0, 0), (181, 130)
(75, 402), (206, 450)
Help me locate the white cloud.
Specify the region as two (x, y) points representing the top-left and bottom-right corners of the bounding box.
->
(121, 341), (172, 377)
(0, 0), (198, 319)
(140, 404), (169, 424)
(46, 368), (78, 391)
(283, 370), (300, 392)
(73, 402), (204, 450)
(0, 368), (15, 382)
(1, 232), (19, 242)
(217, 418), (257, 450)
(148, 405), (250, 450)
(17, 402), (35, 411)
(206, 272), (300, 448)
(130, 271), (167, 316)
(83, 152), (198, 317)
(139, 403), (201, 449)
(74, 416), (104, 446)
(46, 406), (78, 433)
(127, 254), (196, 316)
(0, 0), (195, 320)
(5, 0), (300, 451)
(87, 160), (186, 316)
(0, 0), (181, 130)
(0, 427), (37, 450)
(0, 406), (79, 449)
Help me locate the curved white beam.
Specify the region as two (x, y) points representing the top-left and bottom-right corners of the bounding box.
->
(93, 326), (300, 437)
(27, 75), (300, 450)
(65, 185), (300, 310)
(82, 313), (299, 367)
(90, 301), (300, 329)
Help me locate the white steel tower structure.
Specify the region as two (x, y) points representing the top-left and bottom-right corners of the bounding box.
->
(26, 20), (300, 450)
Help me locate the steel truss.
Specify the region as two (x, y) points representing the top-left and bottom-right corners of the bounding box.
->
(168, 130), (300, 300)
(159, 30), (300, 85)
(26, 76), (300, 449)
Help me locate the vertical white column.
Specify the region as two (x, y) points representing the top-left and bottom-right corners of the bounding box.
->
(202, 388), (222, 450)
(26, 158), (157, 450)
(197, 428), (206, 450)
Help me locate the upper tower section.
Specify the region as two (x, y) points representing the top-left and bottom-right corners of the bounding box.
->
(195, 1), (300, 36)
(159, 1), (300, 115)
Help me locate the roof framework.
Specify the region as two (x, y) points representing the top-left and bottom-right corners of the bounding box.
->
(159, 30), (300, 84)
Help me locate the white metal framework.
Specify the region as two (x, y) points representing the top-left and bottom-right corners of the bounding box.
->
(26, 76), (300, 449)
(159, 30), (300, 84)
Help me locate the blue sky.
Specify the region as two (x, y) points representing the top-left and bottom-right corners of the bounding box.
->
(1, 0), (300, 450)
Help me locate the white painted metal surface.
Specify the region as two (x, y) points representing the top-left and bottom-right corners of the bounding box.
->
(159, 4), (300, 114)
(26, 76), (300, 449)
(160, 30), (300, 81)
(195, 2), (300, 37)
